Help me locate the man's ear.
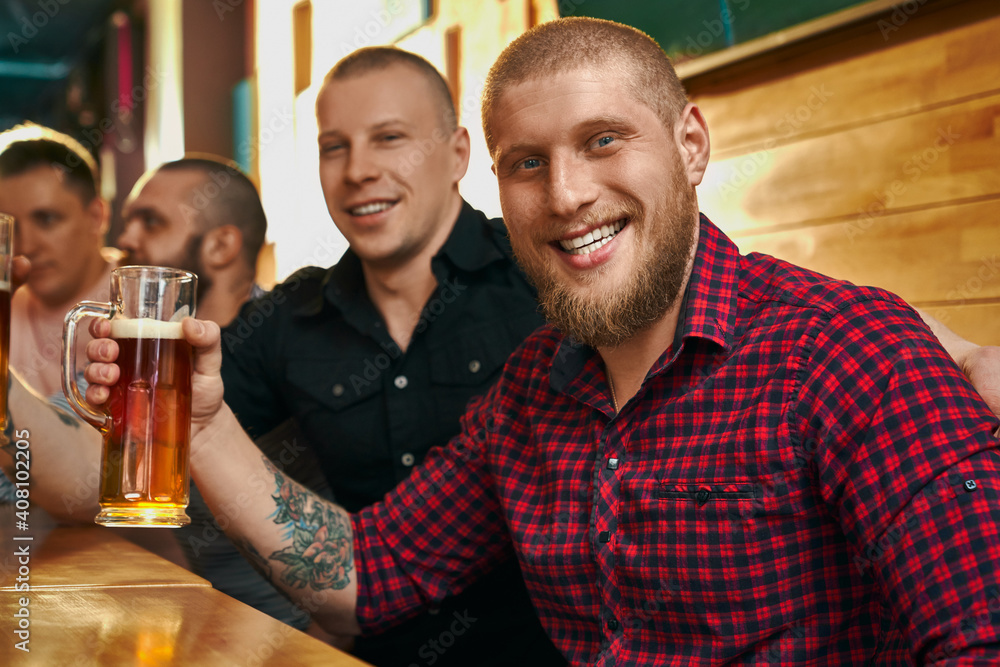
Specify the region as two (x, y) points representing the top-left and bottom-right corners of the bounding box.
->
(450, 127), (471, 184)
(675, 103), (711, 187)
(201, 225), (243, 269)
(89, 197), (110, 237)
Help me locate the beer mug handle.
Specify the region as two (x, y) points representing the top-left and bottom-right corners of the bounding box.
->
(62, 301), (113, 430)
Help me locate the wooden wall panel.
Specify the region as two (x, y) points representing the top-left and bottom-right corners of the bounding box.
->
(699, 93), (1000, 234)
(921, 303), (1000, 346)
(690, 0), (1000, 157)
(733, 198), (1000, 304)
(683, 0), (1000, 344)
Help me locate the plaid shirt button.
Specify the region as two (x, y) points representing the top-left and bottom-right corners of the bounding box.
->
(607, 619), (619, 632)
(607, 458), (619, 470)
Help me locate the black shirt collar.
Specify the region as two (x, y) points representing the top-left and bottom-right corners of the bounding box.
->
(293, 200), (507, 319)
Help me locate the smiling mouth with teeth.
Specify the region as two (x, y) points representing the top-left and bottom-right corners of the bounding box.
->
(350, 201), (396, 216)
(558, 220), (626, 256)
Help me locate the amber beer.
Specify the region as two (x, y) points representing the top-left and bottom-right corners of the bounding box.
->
(97, 318), (193, 526)
(64, 265), (196, 527)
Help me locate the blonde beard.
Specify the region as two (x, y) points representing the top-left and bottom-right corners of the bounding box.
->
(511, 168), (698, 349)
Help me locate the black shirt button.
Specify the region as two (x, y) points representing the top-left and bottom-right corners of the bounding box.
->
(965, 479), (978, 492)
(607, 619), (619, 631)
(607, 458), (619, 470)
(598, 531), (610, 543)
(696, 488), (711, 505)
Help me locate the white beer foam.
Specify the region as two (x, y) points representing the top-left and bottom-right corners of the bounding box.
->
(110, 318), (185, 340)
(0, 280), (10, 292)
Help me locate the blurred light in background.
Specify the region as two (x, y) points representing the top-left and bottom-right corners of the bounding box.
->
(143, 0), (184, 171)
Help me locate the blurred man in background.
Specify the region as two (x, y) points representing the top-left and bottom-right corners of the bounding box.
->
(0, 124), (115, 399)
(117, 158), (268, 326)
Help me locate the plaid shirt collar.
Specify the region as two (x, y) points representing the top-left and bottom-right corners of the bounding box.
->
(550, 214), (739, 400)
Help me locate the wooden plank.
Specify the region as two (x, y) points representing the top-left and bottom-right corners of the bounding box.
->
(0, 507), (209, 591)
(699, 93), (1000, 234)
(916, 302), (1000, 347)
(732, 198), (1000, 305)
(0, 587), (369, 666)
(688, 0), (1000, 157)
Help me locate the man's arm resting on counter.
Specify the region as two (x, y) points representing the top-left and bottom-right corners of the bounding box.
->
(0, 368), (103, 522)
(188, 406), (361, 635)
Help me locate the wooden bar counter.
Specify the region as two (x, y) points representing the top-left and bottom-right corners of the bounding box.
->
(0, 504), (370, 666)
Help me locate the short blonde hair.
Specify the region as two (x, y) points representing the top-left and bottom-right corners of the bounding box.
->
(323, 46), (457, 132)
(482, 17), (688, 159)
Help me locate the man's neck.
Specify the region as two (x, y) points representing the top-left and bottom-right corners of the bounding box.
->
(599, 304), (683, 412)
(198, 270), (255, 328)
(362, 196), (463, 352)
(599, 245), (698, 412)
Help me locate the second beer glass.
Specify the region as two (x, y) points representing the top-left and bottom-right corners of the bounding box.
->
(63, 266), (196, 527)
(0, 214), (12, 430)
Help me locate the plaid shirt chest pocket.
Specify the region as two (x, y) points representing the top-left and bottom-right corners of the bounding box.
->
(617, 471), (820, 640)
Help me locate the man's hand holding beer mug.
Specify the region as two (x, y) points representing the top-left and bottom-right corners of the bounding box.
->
(84, 314), (224, 450)
(84, 312), (362, 633)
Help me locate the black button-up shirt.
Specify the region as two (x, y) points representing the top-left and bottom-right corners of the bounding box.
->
(221, 202), (563, 666)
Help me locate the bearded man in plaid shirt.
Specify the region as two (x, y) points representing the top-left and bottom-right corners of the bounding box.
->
(86, 16), (1000, 666)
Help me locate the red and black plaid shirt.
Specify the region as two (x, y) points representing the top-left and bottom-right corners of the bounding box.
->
(353, 216), (1000, 665)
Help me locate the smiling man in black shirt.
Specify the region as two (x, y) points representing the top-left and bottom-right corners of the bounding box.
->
(218, 47), (562, 667)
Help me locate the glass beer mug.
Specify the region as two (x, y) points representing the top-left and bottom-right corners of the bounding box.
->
(62, 266), (196, 527)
